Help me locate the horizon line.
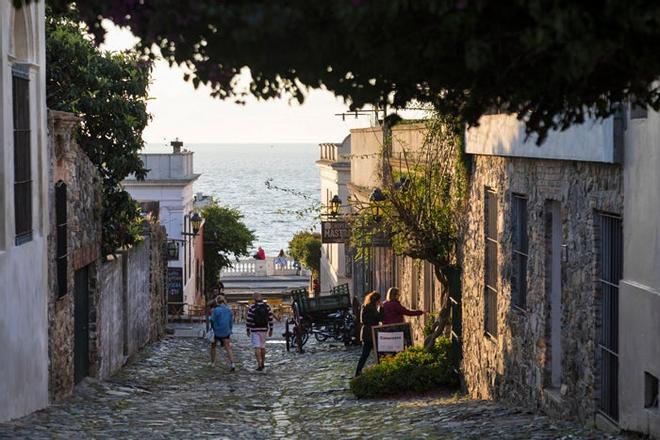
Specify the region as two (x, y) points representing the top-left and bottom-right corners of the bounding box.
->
(144, 141), (326, 145)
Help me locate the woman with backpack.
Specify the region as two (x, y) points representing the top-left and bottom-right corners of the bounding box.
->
(246, 292), (274, 371)
(354, 291), (384, 377)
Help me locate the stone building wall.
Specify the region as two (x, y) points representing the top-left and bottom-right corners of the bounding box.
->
(47, 111), (103, 401)
(461, 155), (622, 422)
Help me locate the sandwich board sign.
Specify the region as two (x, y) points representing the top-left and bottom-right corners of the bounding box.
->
(372, 322), (412, 361)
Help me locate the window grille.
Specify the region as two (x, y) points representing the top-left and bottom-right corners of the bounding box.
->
(597, 213), (622, 421)
(484, 188), (498, 337)
(512, 194), (528, 309)
(56, 182), (68, 297)
(13, 66), (32, 245)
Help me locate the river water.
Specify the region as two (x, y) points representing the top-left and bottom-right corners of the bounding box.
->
(146, 143), (320, 256)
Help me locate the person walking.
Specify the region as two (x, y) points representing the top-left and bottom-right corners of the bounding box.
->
(382, 287), (424, 325)
(246, 292), (273, 371)
(209, 295), (236, 371)
(354, 291), (383, 377)
(274, 249), (287, 269)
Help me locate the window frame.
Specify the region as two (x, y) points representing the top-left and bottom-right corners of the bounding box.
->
(12, 64), (32, 246)
(511, 193), (529, 310)
(55, 182), (68, 297)
(484, 187), (498, 338)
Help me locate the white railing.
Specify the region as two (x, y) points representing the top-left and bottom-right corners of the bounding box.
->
(221, 257), (309, 277)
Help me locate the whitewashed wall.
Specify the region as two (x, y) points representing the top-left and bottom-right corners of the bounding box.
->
(619, 106), (660, 438)
(466, 114), (617, 163)
(0, 2), (49, 422)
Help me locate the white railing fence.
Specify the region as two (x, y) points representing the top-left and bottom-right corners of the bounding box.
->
(221, 257), (310, 277)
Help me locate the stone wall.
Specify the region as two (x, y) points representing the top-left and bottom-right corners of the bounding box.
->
(461, 155), (622, 423)
(47, 111), (103, 401)
(96, 254), (126, 380)
(126, 237), (151, 356)
(47, 110), (167, 397)
(96, 224), (167, 380)
(149, 222), (167, 342)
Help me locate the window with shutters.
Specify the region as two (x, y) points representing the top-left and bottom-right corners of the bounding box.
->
(484, 188), (498, 337)
(511, 194), (528, 309)
(56, 182), (68, 297)
(13, 65), (32, 245)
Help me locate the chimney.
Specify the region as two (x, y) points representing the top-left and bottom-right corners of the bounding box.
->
(170, 138), (183, 154)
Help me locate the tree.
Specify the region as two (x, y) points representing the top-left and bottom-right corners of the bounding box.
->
(46, 13), (152, 254)
(201, 202), (256, 292)
(288, 231), (322, 278)
(30, 0), (660, 142)
(351, 114), (469, 351)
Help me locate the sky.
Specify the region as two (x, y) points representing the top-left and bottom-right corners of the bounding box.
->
(101, 23), (372, 145)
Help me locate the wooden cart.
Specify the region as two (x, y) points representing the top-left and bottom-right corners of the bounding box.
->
(284, 283), (356, 353)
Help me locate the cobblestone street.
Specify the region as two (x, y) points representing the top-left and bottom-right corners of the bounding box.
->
(0, 323), (627, 439)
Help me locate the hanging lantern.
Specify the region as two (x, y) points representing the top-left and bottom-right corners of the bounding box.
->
(167, 241), (179, 260)
(190, 212), (203, 235)
(369, 187), (386, 221)
(329, 194), (342, 217)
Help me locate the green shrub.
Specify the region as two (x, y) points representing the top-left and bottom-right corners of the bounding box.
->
(350, 337), (459, 398)
(422, 312), (439, 338)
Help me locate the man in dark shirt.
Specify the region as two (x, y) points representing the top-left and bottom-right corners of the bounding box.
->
(246, 292), (273, 371)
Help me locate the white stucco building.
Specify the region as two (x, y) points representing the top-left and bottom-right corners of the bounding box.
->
(316, 135), (352, 293)
(123, 140), (202, 310)
(618, 105), (660, 438)
(0, 2), (50, 422)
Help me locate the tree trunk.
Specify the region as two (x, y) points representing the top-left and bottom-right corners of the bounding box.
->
(423, 265), (459, 352)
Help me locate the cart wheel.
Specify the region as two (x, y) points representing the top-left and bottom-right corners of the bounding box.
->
(342, 313), (356, 345)
(284, 319), (291, 352)
(294, 324), (305, 353)
(292, 301), (302, 327)
(314, 328), (329, 342)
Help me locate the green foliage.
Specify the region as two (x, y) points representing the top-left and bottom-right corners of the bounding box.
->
(37, 0), (660, 142)
(350, 337), (458, 399)
(46, 13), (152, 255)
(351, 113), (469, 280)
(201, 202), (256, 291)
(423, 312), (439, 338)
(287, 231), (321, 277)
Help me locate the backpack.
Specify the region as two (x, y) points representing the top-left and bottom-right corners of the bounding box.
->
(253, 303), (269, 328)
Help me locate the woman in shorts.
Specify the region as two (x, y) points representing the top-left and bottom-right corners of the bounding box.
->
(210, 295), (236, 371)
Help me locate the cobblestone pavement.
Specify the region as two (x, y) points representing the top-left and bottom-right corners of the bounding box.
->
(0, 323), (629, 439)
